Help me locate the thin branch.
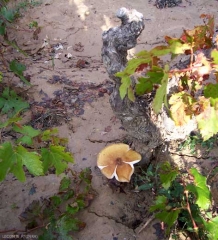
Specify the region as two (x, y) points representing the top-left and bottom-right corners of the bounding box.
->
(138, 214), (155, 234)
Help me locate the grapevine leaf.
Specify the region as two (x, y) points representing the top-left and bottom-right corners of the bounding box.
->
(0, 142), (16, 181)
(0, 87), (29, 116)
(0, 116), (22, 128)
(211, 49), (218, 64)
(135, 67), (164, 95)
(186, 168), (211, 210)
(41, 146), (74, 175)
(79, 167), (92, 184)
(50, 195), (62, 207)
(0, 143), (43, 182)
(150, 195), (167, 212)
(10, 156), (25, 182)
(57, 215), (85, 233)
(66, 204), (79, 215)
(0, 7), (15, 22)
(59, 177), (71, 191)
(13, 124), (41, 145)
(135, 50), (151, 58)
(136, 77), (153, 95)
(155, 209), (180, 234)
(15, 145), (44, 177)
(0, 20), (6, 35)
(137, 183), (154, 191)
(169, 92), (195, 126)
(152, 65), (169, 113)
(150, 45), (171, 56)
(41, 128), (59, 141)
(39, 219), (73, 240)
(165, 36), (191, 55)
(160, 170), (178, 190)
(127, 85), (135, 102)
(9, 60), (30, 85)
(119, 76), (131, 99)
(204, 83), (218, 107)
(203, 216), (218, 240)
(196, 98), (218, 140)
(62, 189), (74, 201)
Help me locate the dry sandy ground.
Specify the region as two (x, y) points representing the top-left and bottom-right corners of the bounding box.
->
(0, 0), (218, 239)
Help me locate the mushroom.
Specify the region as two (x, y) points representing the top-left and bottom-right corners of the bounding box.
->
(97, 143), (141, 182)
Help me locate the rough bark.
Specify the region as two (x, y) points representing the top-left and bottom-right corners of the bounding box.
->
(101, 8), (196, 162)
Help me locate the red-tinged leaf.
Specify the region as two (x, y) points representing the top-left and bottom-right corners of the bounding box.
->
(135, 63), (148, 72)
(169, 92), (195, 126)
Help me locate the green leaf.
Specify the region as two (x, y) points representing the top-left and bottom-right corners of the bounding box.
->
(13, 125), (41, 145)
(41, 128), (58, 141)
(150, 45), (171, 56)
(0, 7), (15, 22)
(0, 116), (22, 128)
(150, 195), (167, 212)
(196, 101), (218, 140)
(0, 142), (16, 181)
(204, 83), (218, 107)
(50, 195), (62, 207)
(119, 76), (131, 99)
(0, 142), (43, 182)
(15, 145), (43, 176)
(79, 168), (92, 184)
(0, 87), (29, 116)
(169, 40), (191, 54)
(62, 189), (74, 201)
(0, 20), (6, 35)
(155, 209), (180, 234)
(160, 162), (178, 189)
(9, 60), (30, 85)
(152, 65), (169, 113)
(211, 49), (218, 64)
(66, 204), (79, 215)
(186, 168), (211, 210)
(135, 67), (164, 96)
(127, 85), (135, 102)
(137, 183), (154, 191)
(41, 145), (74, 175)
(203, 216), (218, 240)
(59, 177), (71, 191)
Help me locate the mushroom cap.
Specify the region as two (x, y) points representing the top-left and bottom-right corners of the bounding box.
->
(97, 143), (141, 182)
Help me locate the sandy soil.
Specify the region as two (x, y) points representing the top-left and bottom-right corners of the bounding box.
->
(1, 0), (218, 239)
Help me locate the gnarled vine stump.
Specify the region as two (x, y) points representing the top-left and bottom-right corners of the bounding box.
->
(102, 8), (196, 162)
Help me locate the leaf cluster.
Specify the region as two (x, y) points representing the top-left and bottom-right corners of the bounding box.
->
(117, 15), (218, 140)
(18, 169), (94, 239)
(0, 87), (73, 182)
(149, 162), (218, 239)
